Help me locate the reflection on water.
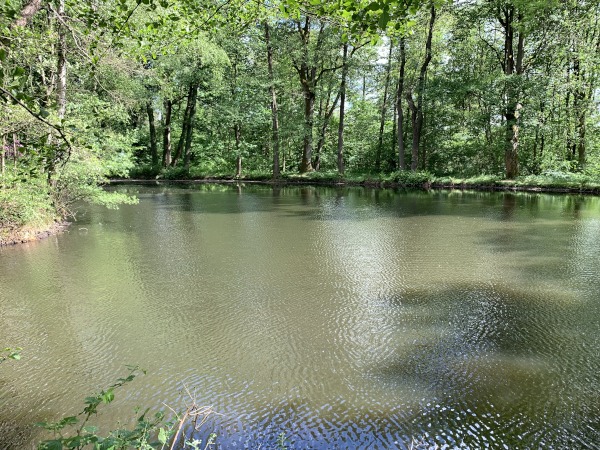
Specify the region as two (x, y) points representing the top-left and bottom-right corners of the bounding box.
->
(1, 185), (600, 449)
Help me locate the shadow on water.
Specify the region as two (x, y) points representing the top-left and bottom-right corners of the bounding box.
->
(168, 283), (600, 449)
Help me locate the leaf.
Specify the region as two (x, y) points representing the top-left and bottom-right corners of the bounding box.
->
(101, 389), (115, 404)
(60, 416), (78, 427)
(158, 428), (168, 444)
(38, 439), (63, 450)
(379, 7), (390, 29)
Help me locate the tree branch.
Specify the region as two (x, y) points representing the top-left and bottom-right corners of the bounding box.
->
(0, 86), (72, 151)
(12, 0), (43, 28)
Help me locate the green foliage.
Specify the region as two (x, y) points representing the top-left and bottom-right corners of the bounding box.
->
(50, 148), (138, 218)
(36, 366), (174, 450)
(516, 172), (597, 189)
(391, 171), (432, 186)
(3, 0), (600, 237)
(183, 433), (216, 450)
(0, 175), (56, 231)
(160, 166), (190, 180)
(128, 165), (162, 179)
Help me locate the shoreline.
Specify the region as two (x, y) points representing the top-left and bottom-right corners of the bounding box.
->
(108, 177), (600, 195)
(3, 177), (597, 248)
(0, 221), (70, 247)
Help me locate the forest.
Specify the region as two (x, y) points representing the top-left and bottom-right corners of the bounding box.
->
(1, 0), (600, 238)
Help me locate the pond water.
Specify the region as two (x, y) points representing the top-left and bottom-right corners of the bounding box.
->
(1, 184), (600, 449)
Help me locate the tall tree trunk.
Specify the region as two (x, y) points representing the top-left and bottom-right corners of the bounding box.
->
(234, 123), (242, 177)
(162, 99), (172, 167)
(264, 21), (280, 179)
(499, 7), (524, 179)
(57, 0), (67, 121)
(171, 82), (197, 167)
(1, 135), (5, 177)
(295, 18), (329, 173)
(407, 4), (435, 172)
(376, 43), (393, 172)
(315, 88), (340, 171)
(391, 79), (397, 170)
(300, 84), (315, 173)
(406, 92), (418, 170)
(12, 133), (18, 168)
(577, 109), (586, 168)
(396, 38), (406, 170)
(146, 101), (158, 166)
(362, 74), (366, 101)
(314, 95), (324, 171)
(46, 0), (67, 183)
(565, 62), (574, 160)
(183, 85), (198, 169)
(337, 42), (348, 175)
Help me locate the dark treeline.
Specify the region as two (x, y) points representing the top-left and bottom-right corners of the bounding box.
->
(1, 0), (600, 231)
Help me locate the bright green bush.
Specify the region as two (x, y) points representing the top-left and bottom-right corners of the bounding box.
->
(0, 175), (56, 230)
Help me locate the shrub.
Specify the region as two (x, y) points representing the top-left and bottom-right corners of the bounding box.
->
(0, 176), (56, 230)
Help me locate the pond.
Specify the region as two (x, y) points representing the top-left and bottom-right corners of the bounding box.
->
(1, 184), (600, 449)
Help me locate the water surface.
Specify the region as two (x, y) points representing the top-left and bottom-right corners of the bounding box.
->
(1, 185), (600, 448)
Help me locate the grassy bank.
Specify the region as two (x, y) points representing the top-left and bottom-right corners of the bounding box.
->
(0, 177), (65, 246)
(123, 166), (600, 194)
(0, 171), (135, 246)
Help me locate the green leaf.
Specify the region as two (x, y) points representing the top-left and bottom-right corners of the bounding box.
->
(38, 439), (63, 450)
(101, 389), (115, 403)
(379, 7), (390, 29)
(60, 416), (78, 427)
(158, 427), (168, 444)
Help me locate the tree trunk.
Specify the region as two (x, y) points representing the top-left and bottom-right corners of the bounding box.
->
(300, 84), (315, 173)
(577, 109), (586, 169)
(264, 21), (280, 179)
(499, 7), (524, 179)
(406, 92), (419, 170)
(146, 101), (158, 166)
(396, 38), (406, 170)
(12, 0), (43, 28)
(234, 123), (242, 177)
(12, 133), (18, 168)
(57, 0), (67, 121)
(315, 87), (340, 171)
(162, 99), (172, 167)
(1, 135), (5, 177)
(314, 94), (324, 171)
(295, 18), (329, 174)
(337, 42), (348, 175)
(46, 0), (67, 183)
(171, 82), (197, 167)
(376, 43), (393, 172)
(407, 4), (435, 172)
(183, 85), (198, 169)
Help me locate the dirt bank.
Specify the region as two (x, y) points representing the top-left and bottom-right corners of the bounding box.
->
(0, 221), (70, 247)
